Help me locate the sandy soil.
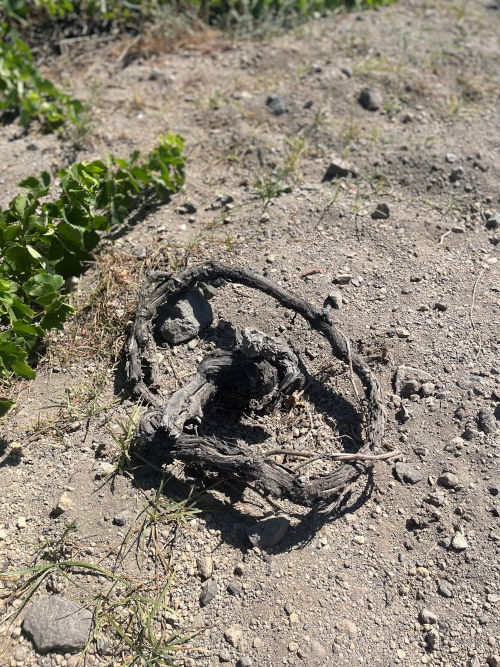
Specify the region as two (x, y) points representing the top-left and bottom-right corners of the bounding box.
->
(1, 1), (499, 665)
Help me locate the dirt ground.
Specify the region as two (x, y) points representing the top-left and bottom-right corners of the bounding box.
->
(1, 0), (499, 665)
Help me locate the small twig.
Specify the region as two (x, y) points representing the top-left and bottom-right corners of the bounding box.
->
(340, 332), (360, 401)
(437, 229), (451, 246)
(267, 448), (399, 463)
(299, 268), (324, 278)
(470, 266), (487, 332)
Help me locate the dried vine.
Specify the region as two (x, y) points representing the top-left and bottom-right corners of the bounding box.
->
(126, 262), (389, 506)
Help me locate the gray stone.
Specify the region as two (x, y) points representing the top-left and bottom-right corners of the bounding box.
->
(462, 422), (479, 440)
(325, 290), (342, 310)
(419, 608), (438, 625)
(425, 491), (445, 507)
(358, 87), (383, 111)
(438, 472), (459, 489)
(238, 657), (253, 667)
(394, 462), (423, 485)
(438, 581), (453, 598)
(445, 153), (459, 163)
(486, 212), (500, 230)
(486, 656), (500, 667)
(227, 581), (241, 596)
(426, 628), (440, 651)
(199, 579), (218, 606)
(420, 382), (435, 397)
(266, 93), (286, 116)
(393, 366), (432, 397)
(371, 203), (390, 220)
(451, 532), (468, 551)
(247, 516), (290, 548)
(156, 288), (213, 345)
(477, 409), (497, 434)
(112, 510), (130, 526)
(23, 596), (92, 653)
(487, 483), (500, 496)
(323, 155), (357, 180)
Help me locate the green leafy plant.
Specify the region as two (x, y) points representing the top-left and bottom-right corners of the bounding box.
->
(1, 0), (398, 33)
(0, 133), (185, 414)
(0, 28), (83, 129)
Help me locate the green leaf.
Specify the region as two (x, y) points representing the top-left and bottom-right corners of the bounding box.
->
(12, 320), (43, 337)
(0, 399), (15, 417)
(11, 358), (36, 379)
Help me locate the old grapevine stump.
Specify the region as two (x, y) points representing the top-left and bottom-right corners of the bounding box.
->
(126, 262), (390, 507)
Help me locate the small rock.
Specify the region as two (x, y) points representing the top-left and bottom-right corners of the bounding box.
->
(488, 484), (500, 497)
(196, 556), (213, 580)
(310, 640), (326, 659)
(94, 461), (115, 478)
(336, 618), (357, 637)
(419, 609), (438, 625)
(17, 517), (27, 529)
(227, 581), (241, 596)
(425, 491), (445, 507)
(247, 516), (290, 548)
(199, 579), (218, 606)
(446, 153), (459, 163)
(438, 472), (459, 489)
(266, 93), (286, 115)
(438, 581), (453, 598)
(288, 641), (299, 652)
(23, 596), (92, 653)
(112, 510), (130, 527)
(156, 288), (213, 345)
(0, 528), (7, 540)
(394, 366), (432, 396)
(224, 624), (242, 647)
(451, 532), (468, 551)
(486, 212), (500, 230)
(238, 657), (252, 667)
(325, 290), (342, 309)
(477, 409), (497, 434)
(426, 628), (440, 651)
(52, 492), (73, 516)
(449, 167), (464, 182)
(253, 637), (262, 648)
(371, 203), (390, 220)
(394, 462), (423, 485)
(487, 656), (500, 667)
(487, 593), (500, 604)
(332, 273), (353, 285)
(358, 87), (383, 111)
(420, 382), (435, 397)
(323, 155), (357, 180)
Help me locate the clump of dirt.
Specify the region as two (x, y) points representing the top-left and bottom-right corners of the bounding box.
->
(1, 1), (499, 666)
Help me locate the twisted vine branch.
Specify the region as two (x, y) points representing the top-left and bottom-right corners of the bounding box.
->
(126, 262), (389, 506)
